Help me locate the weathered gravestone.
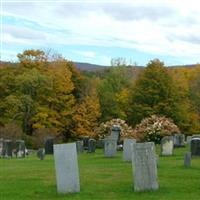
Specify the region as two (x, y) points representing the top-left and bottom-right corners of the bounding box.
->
(81, 136), (90, 150)
(123, 138), (136, 162)
(37, 148), (45, 160)
(161, 136), (173, 156)
(111, 125), (121, 144)
(2, 140), (13, 158)
(184, 152), (191, 167)
(15, 140), (26, 158)
(54, 143), (80, 194)
(0, 138), (3, 158)
(76, 140), (84, 154)
(191, 137), (200, 156)
(132, 142), (158, 192)
(87, 139), (96, 153)
(173, 134), (185, 147)
(186, 136), (192, 146)
(44, 137), (54, 154)
(104, 138), (117, 157)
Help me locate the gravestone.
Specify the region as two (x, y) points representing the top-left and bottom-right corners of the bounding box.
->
(3, 140), (13, 158)
(15, 140), (26, 158)
(96, 139), (104, 149)
(111, 125), (121, 144)
(87, 139), (96, 153)
(54, 143), (80, 194)
(123, 138), (136, 162)
(173, 134), (185, 147)
(44, 137), (54, 154)
(184, 152), (191, 167)
(132, 142), (158, 192)
(81, 136), (90, 150)
(0, 138), (3, 158)
(186, 136), (192, 146)
(191, 137), (200, 156)
(76, 140), (84, 154)
(161, 136), (173, 156)
(104, 138), (117, 157)
(37, 148), (45, 160)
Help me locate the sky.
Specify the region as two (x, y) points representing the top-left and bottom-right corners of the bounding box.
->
(1, 0), (200, 66)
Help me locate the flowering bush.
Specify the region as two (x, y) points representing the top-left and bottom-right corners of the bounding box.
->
(133, 115), (180, 143)
(96, 118), (136, 140)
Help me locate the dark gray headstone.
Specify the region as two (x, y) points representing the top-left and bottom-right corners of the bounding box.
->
(2, 140), (13, 158)
(87, 139), (96, 153)
(96, 139), (104, 149)
(161, 136), (173, 156)
(104, 138), (117, 157)
(54, 143), (80, 194)
(184, 152), (191, 167)
(132, 142), (158, 192)
(173, 134), (185, 147)
(44, 137), (54, 154)
(81, 136), (90, 150)
(76, 140), (84, 154)
(123, 138), (136, 162)
(37, 148), (45, 160)
(111, 125), (121, 144)
(191, 138), (200, 156)
(15, 140), (26, 158)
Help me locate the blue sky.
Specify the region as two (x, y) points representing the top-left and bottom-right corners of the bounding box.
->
(1, 0), (200, 66)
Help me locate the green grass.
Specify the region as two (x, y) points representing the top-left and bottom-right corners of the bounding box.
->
(1, 146), (200, 200)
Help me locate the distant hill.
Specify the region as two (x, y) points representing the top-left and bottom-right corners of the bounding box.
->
(74, 62), (108, 71)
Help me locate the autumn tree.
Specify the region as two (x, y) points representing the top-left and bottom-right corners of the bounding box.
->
(128, 59), (186, 129)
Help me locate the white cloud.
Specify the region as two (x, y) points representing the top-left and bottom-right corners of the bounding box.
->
(2, 0), (200, 64)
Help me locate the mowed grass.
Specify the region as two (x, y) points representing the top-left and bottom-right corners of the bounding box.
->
(1, 146), (200, 200)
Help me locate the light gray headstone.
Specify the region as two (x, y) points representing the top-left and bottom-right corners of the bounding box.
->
(104, 138), (117, 157)
(186, 136), (192, 146)
(54, 143), (80, 194)
(76, 140), (84, 154)
(161, 136), (173, 156)
(0, 138), (3, 158)
(15, 140), (26, 158)
(37, 148), (45, 160)
(184, 152), (191, 168)
(123, 138), (136, 162)
(132, 142), (158, 192)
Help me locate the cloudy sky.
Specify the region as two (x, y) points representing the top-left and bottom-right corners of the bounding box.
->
(1, 0), (200, 66)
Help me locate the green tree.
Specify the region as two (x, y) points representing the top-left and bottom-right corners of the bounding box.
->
(128, 59), (187, 128)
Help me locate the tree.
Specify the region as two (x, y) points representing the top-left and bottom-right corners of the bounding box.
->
(128, 59), (186, 128)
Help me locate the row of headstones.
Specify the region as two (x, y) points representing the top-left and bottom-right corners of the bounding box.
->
(54, 140), (158, 194)
(161, 134), (200, 156)
(0, 138), (26, 158)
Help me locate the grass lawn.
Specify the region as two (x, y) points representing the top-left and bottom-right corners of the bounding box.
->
(1, 146), (200, 200)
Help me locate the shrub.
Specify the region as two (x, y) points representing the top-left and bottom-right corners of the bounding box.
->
(96, 118), (136, 140)
(133, 115), (180, 143)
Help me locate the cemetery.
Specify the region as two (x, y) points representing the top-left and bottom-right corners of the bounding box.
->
(1, 131), (200, 200)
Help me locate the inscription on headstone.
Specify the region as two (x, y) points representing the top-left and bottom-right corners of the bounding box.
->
(54, 143), (80, 193)
(123, 138), (136, 162)
(132, 142), (158, 192)
(161, 136), (173, 156)
(104, 138), (117, 157)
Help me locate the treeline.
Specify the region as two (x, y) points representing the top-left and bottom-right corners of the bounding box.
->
(0, 50), (200, 147)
